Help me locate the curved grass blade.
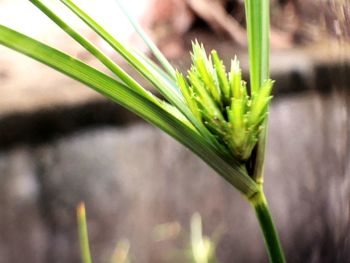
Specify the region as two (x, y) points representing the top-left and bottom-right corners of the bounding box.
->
(59, 0), (229, 155)
(30, 0), (194, 130)
(131, 47), (182, 99)
(29, 0), (158, 105)
(115, 0), (176, 79)
(59, 0), (181, 100)
(132, 47), (176, 87)
(0, 25), (258, 197)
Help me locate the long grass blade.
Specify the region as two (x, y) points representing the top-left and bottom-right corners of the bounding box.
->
(0, 25), (258, 197)
(245, 0), (270, 182)
(59, 0), (181, 99)
(77, 203), (93, 263)
(29, 0), (157, 105)
(115, 0), (176, 78)
(59, 0), (228, 154)
(245, 0), (270, 94)
(30, 0), (194, 131)
(132, 47), (176, 87)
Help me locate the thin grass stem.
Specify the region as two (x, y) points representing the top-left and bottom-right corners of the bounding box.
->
(115, 0), (176, 78)
(77, 203), (93, 263)
(245, 0), (270, 183)
(249, 191), (286, 263)
(59, 0), (227, 152)
(29, 0), (157, 104)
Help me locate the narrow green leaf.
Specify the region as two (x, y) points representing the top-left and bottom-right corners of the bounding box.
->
(33, 0), (192, 140)
(77, 203), (93, 263)
(260, 0), (270, 85)
(115, 0), (176, 78)
(245, 0), (270, 92)
(59, 0), (180, 97)
(0, 25), (258, 197)
(29, 0), (156, 104)
(245, 0), (260, 94)
(59, 0), (223, 152)
(132, 47), (177, 89)
(245, 0), (271, 182)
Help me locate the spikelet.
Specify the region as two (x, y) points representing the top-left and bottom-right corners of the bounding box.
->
(176, 42), (273, 162)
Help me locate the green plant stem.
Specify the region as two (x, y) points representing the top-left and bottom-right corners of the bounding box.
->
(249, 191), (286, 263)
(77, 203), (93, 263)
(245, 0), (270, 183)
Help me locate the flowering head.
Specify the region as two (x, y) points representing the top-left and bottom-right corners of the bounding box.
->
(176, 41), (273, 162)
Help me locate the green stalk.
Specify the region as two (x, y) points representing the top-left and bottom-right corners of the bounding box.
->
(245, 0), (270, 94)
(245, 1), (285, 261)
(249, 191), (286, 263)
(77, 203), (93, 263)
(245, 0), (270, 183)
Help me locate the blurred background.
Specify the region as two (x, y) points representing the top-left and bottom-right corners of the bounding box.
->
(0, 0), (349, 262)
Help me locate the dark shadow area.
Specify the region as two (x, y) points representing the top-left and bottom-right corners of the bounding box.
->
(1, 61), (349, 151)
(0, 100), (141, 150)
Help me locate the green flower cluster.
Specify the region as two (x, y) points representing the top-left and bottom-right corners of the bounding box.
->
(176, 41), (273, 162)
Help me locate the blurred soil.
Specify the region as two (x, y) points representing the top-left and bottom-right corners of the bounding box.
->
(143, 0), (350, 57)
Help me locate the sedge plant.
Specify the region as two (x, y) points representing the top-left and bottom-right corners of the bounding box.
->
(0, 0), (286, 262)
(77, 203), (93, 263)
(77, 203), (131, 263)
